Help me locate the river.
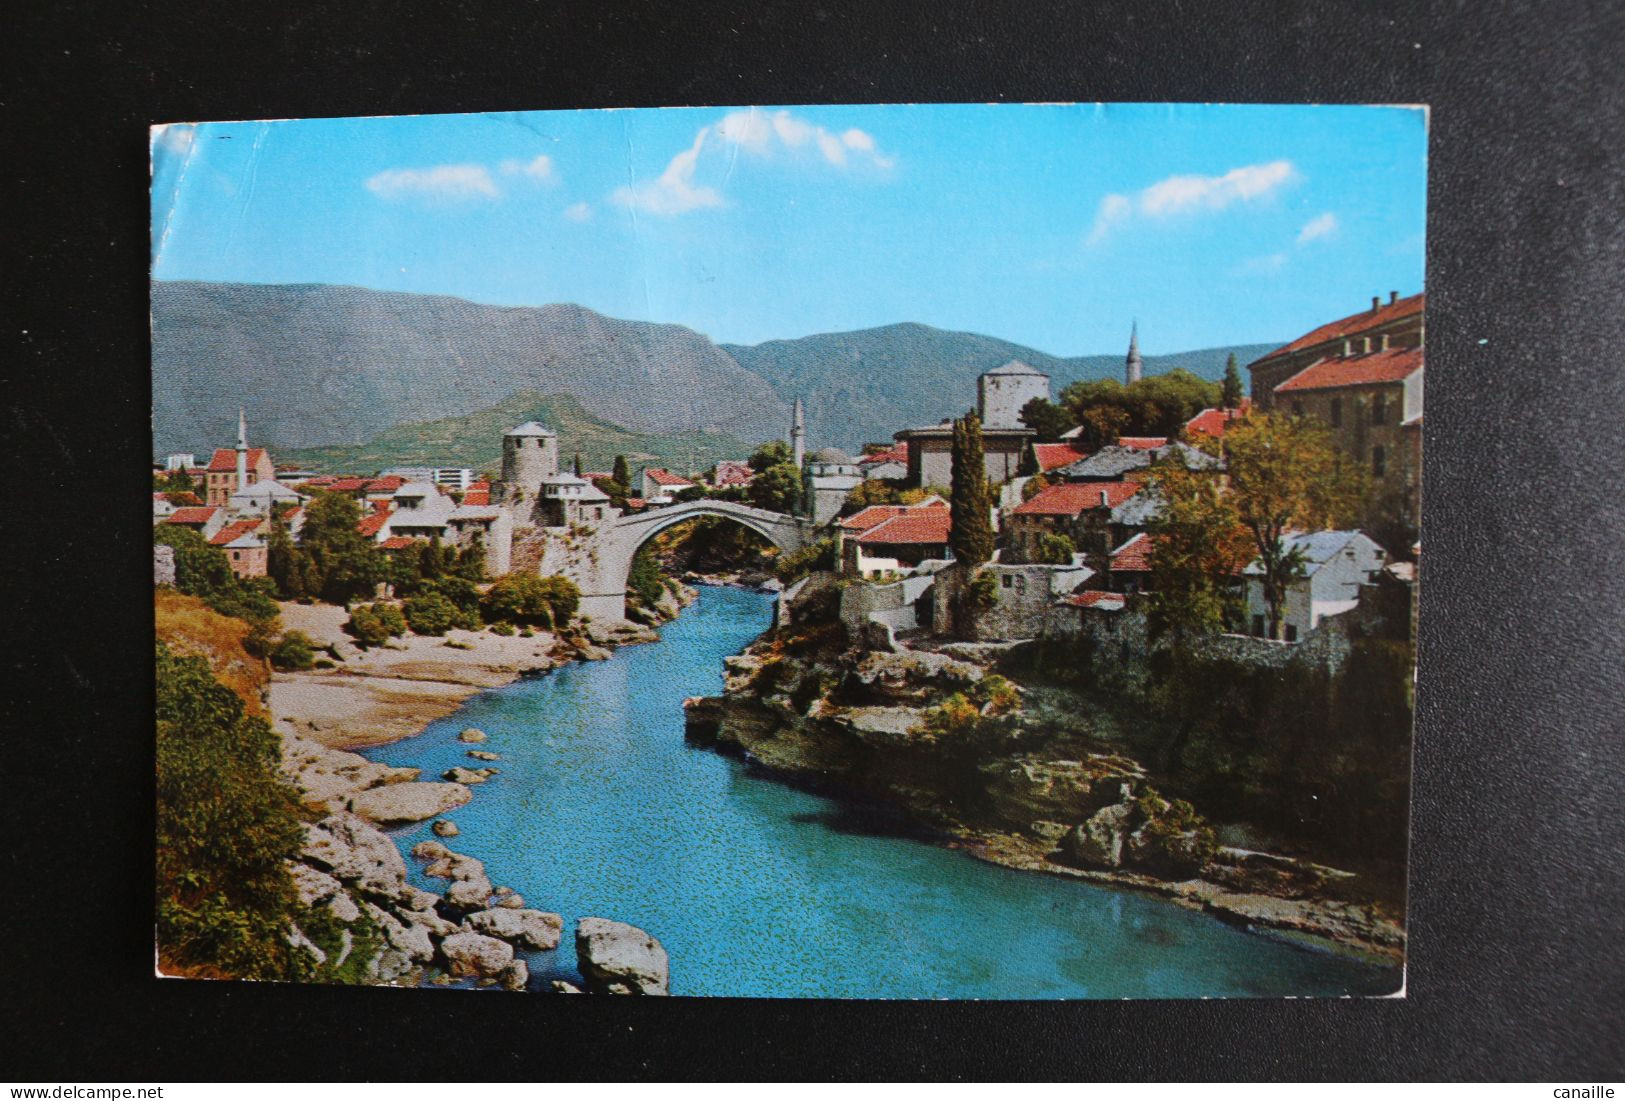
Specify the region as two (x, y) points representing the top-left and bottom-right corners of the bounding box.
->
(362, 584), (1399, 998)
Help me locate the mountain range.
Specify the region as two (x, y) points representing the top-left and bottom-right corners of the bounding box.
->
(152, 281), (1277, 468)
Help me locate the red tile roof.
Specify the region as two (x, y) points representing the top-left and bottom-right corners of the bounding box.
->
(206, 448), (268, 473)
(1255, 293), (1425, 363)
(1110, 533), (1154, 572)
(304, 475), (338, 487)
(365, 475), (405, 493)
(1066, 590), (1127, 610)
(378, 536), (417, 551)
(208, 518), (264, 546)
(1274, 346), (1423, 393)
(1185, 402), (1251, 439)
(855, 509), (953, 546)
(1030, 442), (1090, 473)
(712, 460), (755, 486)
(857, 443), (909, 467)
(164, 506), (219, 526)
(1117, 436), (1169, 451)
(328, 477), (370, 492)
(356, 509), (393, 538)
(645, 468), (693, 487)
(1013, 481), (1140, 517)
(840, 498), (948, 535)
(625, 497), (647, 509)
(461, 489), (491, 506)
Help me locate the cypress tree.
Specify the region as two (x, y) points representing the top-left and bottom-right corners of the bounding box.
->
(573, 453), (583, 477)
(612, 454), (631, 488)
(950, 412), (995, 567)
(1221, 353), (1244, 410)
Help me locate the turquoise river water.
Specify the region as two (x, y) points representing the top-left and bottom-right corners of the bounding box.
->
(362, 584), (1399, 998)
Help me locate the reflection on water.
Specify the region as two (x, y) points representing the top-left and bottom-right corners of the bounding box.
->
(363, 586), (1398, 999)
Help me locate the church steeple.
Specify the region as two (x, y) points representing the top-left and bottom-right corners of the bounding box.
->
(790, 398), (806, 470)
(1125, 322), (1143, 385)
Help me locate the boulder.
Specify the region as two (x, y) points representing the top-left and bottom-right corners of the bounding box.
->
(440, 931), (514, 979)
(398, 886), (441, 912)
(575, 917), (669, 996)
(498, 959), (530, 992)
(1126, 825), (1213, 880)
(431, 819), (460, 838)
(287, 923), (326, 968)
(442, 767), (497, 785)
(466, 750), (501, 762)
(302, 813), (410, 900)
(288, 862), (342, 907)
(411, 839), (450, 861)
(980, 756), (1143, 829)
(372, 948), (414, 984)
(325, 891), (362, 924)
(422, 851), (485, 881)
(550, 980), (584, 994)
(496, 894), (526, 910)
(458, 728), (488, 743)
(348, 782), (472, 825)
(364, 901), (434, 963)
(463, 908), (563, 951)
(445, 876), (495, 909)
(1060, 802), (1135, 869)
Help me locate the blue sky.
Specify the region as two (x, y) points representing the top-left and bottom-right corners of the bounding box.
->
(151, 103), (1426, 354)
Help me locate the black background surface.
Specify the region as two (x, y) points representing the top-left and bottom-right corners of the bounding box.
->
(4, 0), (1622, 1082)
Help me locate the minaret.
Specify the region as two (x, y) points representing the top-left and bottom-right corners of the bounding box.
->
(790, 398), (806, 470)
(235, 406), (249, 492)
(1125, 322), (1143, 385)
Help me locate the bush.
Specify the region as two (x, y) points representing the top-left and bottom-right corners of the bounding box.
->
(345, 602), (406, 646)
(269, 630), (317, 671)
(489, 621), (516, 636)
(480, 573), (579, 627)
(628, 547), (666, 608)
(774, 537), (837, 583)
(1034, 533), (1076, 565)
(403, 591), (460, 636)
(425, 576), (481, 623)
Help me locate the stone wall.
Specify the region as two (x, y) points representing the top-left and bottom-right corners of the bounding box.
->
(153, 543), (176, 588)
(932, 562), (1093, 643)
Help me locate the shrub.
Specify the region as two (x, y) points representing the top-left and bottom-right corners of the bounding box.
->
(403, 591), (460, 635)
(774, 537), (837, 583)
(1034, 533), (1076, 565)
(345, 602), (405, 646)
(270, 630), (317, 671)
(489, 621), (516, 636)
(480, 573), (579, 627)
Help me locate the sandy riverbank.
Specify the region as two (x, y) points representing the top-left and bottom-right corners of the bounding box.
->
(271, 602), (657, 750)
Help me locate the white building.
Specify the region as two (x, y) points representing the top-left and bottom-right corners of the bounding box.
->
(1242, 530), (1386, 641)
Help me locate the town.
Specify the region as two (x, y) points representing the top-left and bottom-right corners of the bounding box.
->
(153, 289), (1422, 659)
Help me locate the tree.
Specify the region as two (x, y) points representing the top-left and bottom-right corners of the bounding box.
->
(573, 452), (583, 477)
(1221, 353), (1244, 410)
(949, 413), (994, 567)
(300, 491), (385, 605)
(154, 526), (279, 625)
(1019, 396), (1074, 442)
(155, 644), (304, 980)
(1076, 405), (1130, 450)
(1033, 533), (1077, 565)
(480, 573), (579, 627)
(269, 631), (317, 671)
(1144, 462), (1253, 640)
(612, 454), (632, 487)
(402, 591), (459, 635)
(1223, 414), (1364, 639)
(628, 546), (666, 607)
(1061, 370), (1221, 441)
(749, 439), (792, 473)
(749, 462), (801, 513)
(159, 467), (198, 495)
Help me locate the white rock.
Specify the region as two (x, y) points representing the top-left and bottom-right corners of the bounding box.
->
(462, 908), (563, 951)
(349, 782), (472, 825)
(458, 728), (488, 743)
(288, 862), (342, 906)
(575, 917), (670, 996)
(440, 931), (514, 978)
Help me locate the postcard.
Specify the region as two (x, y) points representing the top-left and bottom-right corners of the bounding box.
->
(151, 103), (1424, 997)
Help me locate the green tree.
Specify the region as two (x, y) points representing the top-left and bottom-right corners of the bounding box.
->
(1033, 532), (1077, 565)
(480, 574), (579, 627)
(269, 630), (317, 671)
(949, 413), (994, 567)
(1144, 461), (1253, 640)
(749, 462), (801, 513)
(402, 591), (459, 635)
(159, 467), (199, 495)
(627, 546), (666, 607)
(573, 452), (583, 477)
(155, 644), (304, 980)
(1224, 414), (1365, 639)
(748, 439), (792, 473)
(300, 491), (386, 605)
(1019, 396), (1074, 442)
(612, 454), (632, 487)
(154, 526), (279, 624)
(1221, 353), (1245, 410)
(453, 534), (485, 581)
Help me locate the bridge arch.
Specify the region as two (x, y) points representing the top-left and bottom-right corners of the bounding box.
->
(572, 499), (822, 621)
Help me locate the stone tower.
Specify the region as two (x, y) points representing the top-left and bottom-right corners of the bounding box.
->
(235, 407), (249, 491)
(977, 360), (1050, 430)
(790, 398), (806, 470)
(1125, 322), (1143, 385)
(499, 420), (559, 505)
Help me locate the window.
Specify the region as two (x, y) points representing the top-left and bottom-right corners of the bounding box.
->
(1292, 400), (1304, 417)
(1285, 625), (1299, 643)
(1001, 575), (1013, 588)
(1371, 394), (1387, 425)
(1252, 614), (1265, 637)
(1372, 445), (1387, 478)
(1329, 398), (1343, 427)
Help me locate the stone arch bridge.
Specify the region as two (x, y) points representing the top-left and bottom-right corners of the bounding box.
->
(565, 499), (824, 621)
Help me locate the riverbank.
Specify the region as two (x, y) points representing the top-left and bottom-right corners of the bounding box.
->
(688, 634), (1407, 968)
(270, 600), (663, 749)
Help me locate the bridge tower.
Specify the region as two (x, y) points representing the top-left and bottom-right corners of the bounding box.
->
(498, 420), (558, 507)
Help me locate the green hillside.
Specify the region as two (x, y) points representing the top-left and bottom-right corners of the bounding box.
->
(280, 391), (754, 478)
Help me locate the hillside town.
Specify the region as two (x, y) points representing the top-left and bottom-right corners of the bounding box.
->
(155, 289), (1422, 659)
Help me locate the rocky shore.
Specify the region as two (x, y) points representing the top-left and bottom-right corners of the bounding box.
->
(686, 637), (1406, 966)
(270, 589), (698, 991)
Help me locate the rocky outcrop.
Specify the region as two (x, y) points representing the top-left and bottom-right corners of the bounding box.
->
(282, 732), (421, 813)
(443, 766), (499, 785)
(576, 917), (670, 995)
(440, 931), (514, 979)
(981, 756), (1143, 830)
(463, 907), (563, 951)
(348, 781), (472, 824)
(458, 728), (487, 743)
(1061, 802), (1135, 869)
(432, 819), (460, 838)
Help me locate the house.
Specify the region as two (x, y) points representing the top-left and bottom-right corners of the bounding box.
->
(1107, 532), (1155, 593)
(1028, 441), (1091, 475)
(356, 507), (394, 543)
(1184, 401), (1251, 441)
(856, 443), (910, 482)
(1054, 440), (1218, 484)
(228, 478), (305, 516)
(1241, 530), (1386, 641)
(209, 518), (269, 579)
(640, 467), (694, 501)
(461, 481), (492, 506)
(1248, 291), (1424, 410)
(163, 505), (227, 541)
(1006, 481), (1143, 564)
(1273, 343), (1424, 536)
(447, 505), (515, 575)
(803, 448), (864, 525)
(893, 363), (1043, 490)
(385, 482), (457, 539)
(152, 493), (177, 524)
(950, 560), (1095, 642)
(203, 447), (274, 508)
(842, 504), (953, 578)
(163, 453), (196, 472)
(711, 460), (755, 488)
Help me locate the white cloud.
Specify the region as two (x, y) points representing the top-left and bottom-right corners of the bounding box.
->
(610, 128), (723, 216)
(563, 201), (593, 222)
(1088, 160), (1298, 243)
(500, 154), (555, 182)
(1297, 212), (1339, 243)
(365, 163), (500, 202)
